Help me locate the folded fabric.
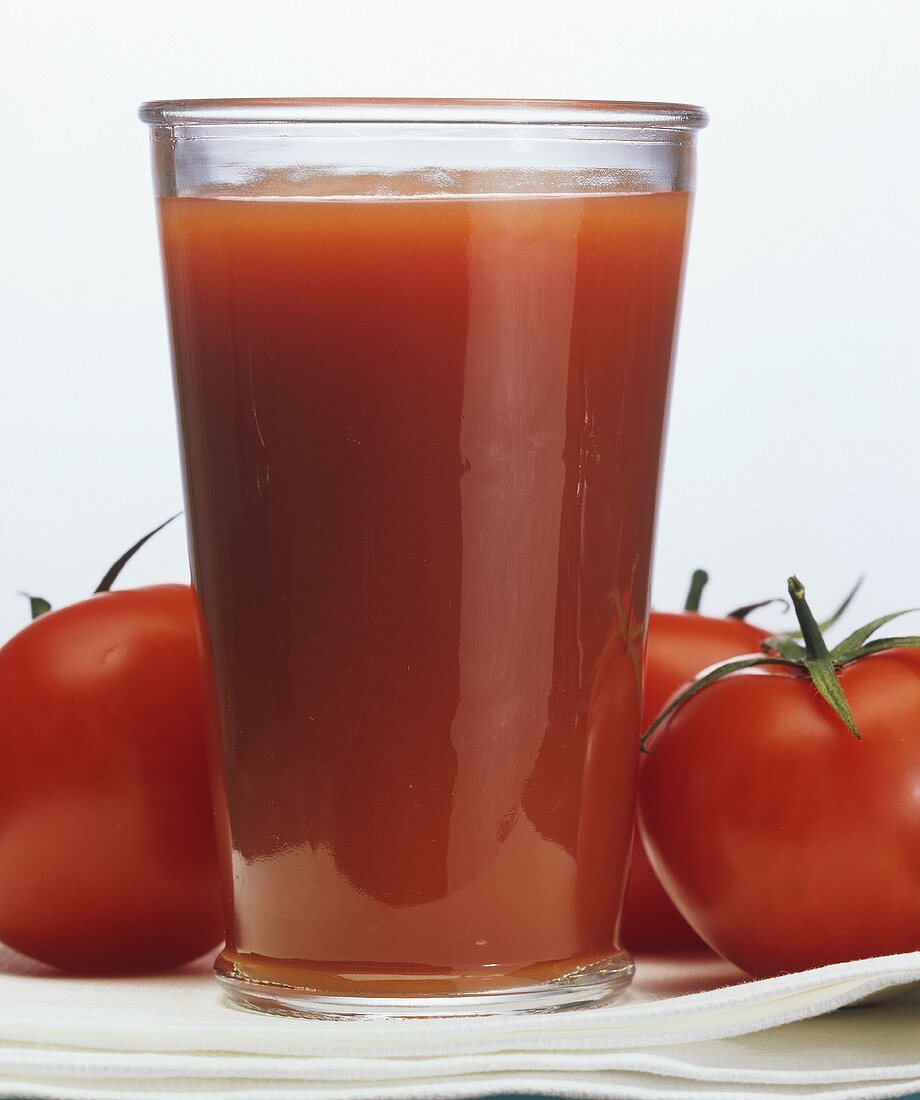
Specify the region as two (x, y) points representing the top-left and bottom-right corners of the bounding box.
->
(2, 945), (919, 1099)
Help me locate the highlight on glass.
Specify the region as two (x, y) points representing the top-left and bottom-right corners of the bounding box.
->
(140, 98), (707, 1017)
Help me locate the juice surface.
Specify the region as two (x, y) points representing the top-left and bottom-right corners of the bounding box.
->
(159, 190), (689, 993)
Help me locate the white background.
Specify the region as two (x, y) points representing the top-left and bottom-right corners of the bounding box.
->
(1, 0), (917, 644)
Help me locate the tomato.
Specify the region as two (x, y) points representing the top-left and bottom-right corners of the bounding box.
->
(638, 644), (920, 977)
(642, 610), (771, 726)
(619, 608), (768, 951)
(0, 585), (224, 973)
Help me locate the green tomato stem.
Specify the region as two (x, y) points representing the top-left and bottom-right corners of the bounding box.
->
(684, 569), (709, 613)
(787, 576), (831, 661)
(644, 575), (879, 749)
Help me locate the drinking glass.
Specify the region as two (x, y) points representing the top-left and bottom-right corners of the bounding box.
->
(140, 98), (707, 1017)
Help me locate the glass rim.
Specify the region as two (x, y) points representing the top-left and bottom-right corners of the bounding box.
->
(138, 97), (708, 130)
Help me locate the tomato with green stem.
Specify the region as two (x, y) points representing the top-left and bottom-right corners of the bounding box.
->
(620, 570), (774, 952)
(0, 518), (224, 973)
(639, 577), (920, 977)
(621, 571), (861, 952)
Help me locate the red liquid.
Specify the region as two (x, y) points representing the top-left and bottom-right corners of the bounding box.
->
(159, 190), (689, 995)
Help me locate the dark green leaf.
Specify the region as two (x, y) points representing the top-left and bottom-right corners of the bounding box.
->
(829, 610), (919, 661)
(95, 513), (181, 594)
(845, 636), (920, 660)
(804, 658), (861, 739)
(19, 592), (51, 620)
(728, 597), (789, 622)
(817, 575), (864, 631)
(763, 633), (808, 660)
(641, 655), (800, 750)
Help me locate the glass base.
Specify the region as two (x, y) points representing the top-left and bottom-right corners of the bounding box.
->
(215, 950), (634, 1019)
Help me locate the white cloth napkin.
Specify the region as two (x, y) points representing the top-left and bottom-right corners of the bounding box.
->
(2, 945), (919, 1100)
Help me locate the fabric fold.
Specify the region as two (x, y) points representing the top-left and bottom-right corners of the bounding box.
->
(4, 947), (920, 1099)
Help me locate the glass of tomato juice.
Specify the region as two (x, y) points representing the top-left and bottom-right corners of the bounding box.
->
(140, 99), (706, 1017)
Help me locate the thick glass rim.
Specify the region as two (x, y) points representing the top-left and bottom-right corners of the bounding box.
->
(138, 97), (708, 130)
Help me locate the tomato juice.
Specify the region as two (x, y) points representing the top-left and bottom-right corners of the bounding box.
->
(159, 189), (689, 997)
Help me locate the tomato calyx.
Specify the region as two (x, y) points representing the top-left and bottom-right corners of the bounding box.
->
(681, 566), (787, 621)
(18, 513), (181, 621)
(641, 575), (920, 749)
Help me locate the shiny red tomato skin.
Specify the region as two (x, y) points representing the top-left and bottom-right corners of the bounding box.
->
(0, 586), (224, 973)
(642, 611), (770, 726)
(620, 610), (768, 952)
(638, 650), (920, 977)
